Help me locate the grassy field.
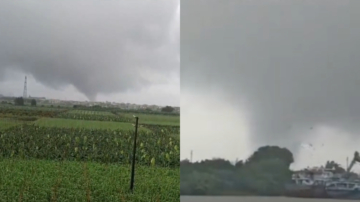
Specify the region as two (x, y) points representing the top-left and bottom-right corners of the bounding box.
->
(0, 158), (179, 202)
(0, 104), (180, 201)
(122, 113), (180, 126)
(35, 118), (150, 131)
(0, 118), (22, 130)
(180, 196), (347, 202)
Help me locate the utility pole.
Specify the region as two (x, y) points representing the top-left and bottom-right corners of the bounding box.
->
(190, 150), (193, 163)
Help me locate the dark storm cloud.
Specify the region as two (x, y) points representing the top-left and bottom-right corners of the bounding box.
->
(0, 0), (179, 101)
(181, 0), (360, 151)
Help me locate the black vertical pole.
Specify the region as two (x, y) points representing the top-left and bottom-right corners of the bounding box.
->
(130, 116), (139, 192)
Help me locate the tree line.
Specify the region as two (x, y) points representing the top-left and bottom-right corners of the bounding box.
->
(181, 145), (348, 196)
(14, 97), (36, 106)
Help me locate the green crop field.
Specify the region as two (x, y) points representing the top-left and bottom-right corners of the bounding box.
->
(56, 110), (131, 122)
(0, 118), (22, 130)
(67, 110), (115, 116)
(121, 113), (180, 126)
(0, 105), (66, 111)
(35, 118), (150, 131)
(0, 158), (179, 202)
(0, 103), (180, 201)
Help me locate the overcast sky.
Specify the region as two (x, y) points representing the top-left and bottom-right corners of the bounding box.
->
(0, 1), (179, 106)
(181, 0), (360, 171)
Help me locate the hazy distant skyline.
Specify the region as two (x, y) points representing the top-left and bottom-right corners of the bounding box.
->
(0, 1), (179, 106)
(1, 73), (179, 106)
(181, 0), (360, 171)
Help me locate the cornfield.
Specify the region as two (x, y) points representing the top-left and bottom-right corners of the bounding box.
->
(56, 111), (132, 122)
(142, 124), (180, 135)
(56, 113), (134, 122)
(0, 124), (179, 167)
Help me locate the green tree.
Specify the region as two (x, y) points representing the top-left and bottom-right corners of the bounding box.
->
(161, 106), (174, 113)
(246, 146), (294, 167)
(180, 145), (294, 196)
(241, 158), (292, 195)
(14, 97), (24, 106)
(198, 158), (234, 170)
(325, 160), (345, 173)
(235, 160), (244, 169)
(31, 99), (37, 106)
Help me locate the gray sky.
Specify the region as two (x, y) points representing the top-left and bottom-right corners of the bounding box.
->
(181, 0), (360, 171)
(0, 1), (179, 106)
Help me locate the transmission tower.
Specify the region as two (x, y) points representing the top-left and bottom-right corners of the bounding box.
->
(23, 76), (27, 98)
